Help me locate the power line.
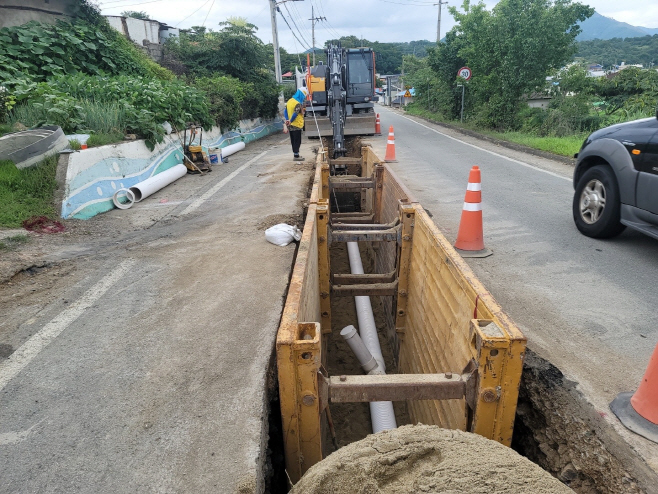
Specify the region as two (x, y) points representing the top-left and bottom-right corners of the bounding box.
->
(201, 0), (216, 28)
(174, 0), (212, 27)
(315, 0), (342, 40)
(100, 0), (167, 7)
(284, 3), (311, 49)
(278, 7), (312, 52)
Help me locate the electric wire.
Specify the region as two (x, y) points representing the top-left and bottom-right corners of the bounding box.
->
(200, 0), (216, 28)
(173, 0), (212, 27)
(283, 3), (311, 49)
(279, 8), (312, 52)
(315, 0), (342, 39)
(99, 0), (167, 9)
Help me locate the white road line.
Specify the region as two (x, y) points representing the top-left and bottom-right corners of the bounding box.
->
(0, 259), (135, 392)
(180, 151), (268, 216)
(0, 259), (135, 391)
(390, 110), (572, 183)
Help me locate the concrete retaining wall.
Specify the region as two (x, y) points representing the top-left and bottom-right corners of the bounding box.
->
(60, 118), (283, 220)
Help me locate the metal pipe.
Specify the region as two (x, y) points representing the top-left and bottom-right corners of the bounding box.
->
(129, 164), (187, 202)
(346, 241), (398, 433)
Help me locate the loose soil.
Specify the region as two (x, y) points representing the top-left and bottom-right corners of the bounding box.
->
(293, 424), (574, 494)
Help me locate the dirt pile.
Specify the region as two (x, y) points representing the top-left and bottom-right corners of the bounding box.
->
(292, 424), (574, 494)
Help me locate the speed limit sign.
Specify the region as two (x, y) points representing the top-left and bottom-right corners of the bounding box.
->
(458, 66), (472, 80)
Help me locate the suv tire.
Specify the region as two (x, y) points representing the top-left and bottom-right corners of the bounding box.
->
(573, 165), (626, 238)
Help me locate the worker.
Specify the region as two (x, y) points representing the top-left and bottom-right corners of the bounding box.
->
(284, 87), (308, 161)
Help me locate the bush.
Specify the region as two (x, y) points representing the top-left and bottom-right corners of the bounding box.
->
(283, 84), (296, 101)
(9, 74), (212, 147)
(193, 76), (244, 131)
(0, 20), (174, 84)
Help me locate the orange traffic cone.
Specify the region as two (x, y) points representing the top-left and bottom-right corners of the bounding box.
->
(453, 166), (492, 258)
(375, 113), (381, 135)
(610, 342), (658, 443)
(385, 126), (397, 162)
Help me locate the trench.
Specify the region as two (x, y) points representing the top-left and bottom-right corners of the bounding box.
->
(263, 140), (652, 493)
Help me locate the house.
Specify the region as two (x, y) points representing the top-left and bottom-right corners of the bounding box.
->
(105, 15), (179, 62)
(392, 88), (415, 108)
(526, 92), (552, 110)
(0, 0), (79, 28)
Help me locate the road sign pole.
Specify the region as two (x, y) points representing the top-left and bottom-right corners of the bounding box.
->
(461, 84), (465, 123)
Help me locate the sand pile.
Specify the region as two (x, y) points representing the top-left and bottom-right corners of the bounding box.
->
(291, 424), (573, 494)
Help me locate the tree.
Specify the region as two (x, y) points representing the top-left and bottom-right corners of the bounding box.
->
(440, 0), (594, 129)
(121, 11), (151, 20)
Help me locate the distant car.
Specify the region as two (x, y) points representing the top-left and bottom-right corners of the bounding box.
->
(572, 110), (658, 239)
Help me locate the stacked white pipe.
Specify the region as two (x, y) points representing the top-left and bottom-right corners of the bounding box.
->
(345, 241), (398, 434)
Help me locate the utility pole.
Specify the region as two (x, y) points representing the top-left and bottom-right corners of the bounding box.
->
(270, 0), (305, 83)
(269, 0), (282, 83)
(309, 6), (326, 66)
(434, 0), (448, 43)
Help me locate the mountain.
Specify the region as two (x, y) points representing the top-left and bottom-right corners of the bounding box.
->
(577, 12), (658, 41)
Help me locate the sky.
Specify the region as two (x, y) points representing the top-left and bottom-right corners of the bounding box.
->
(98, 0), (658, 52)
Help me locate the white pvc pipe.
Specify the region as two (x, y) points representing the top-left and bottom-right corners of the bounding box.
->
(347, 241), (398, 434)
(220, 141), (245, 159)
(129, 164), (187, 202)
(112, 188), (135, 209)
(340, 325), (382, 375)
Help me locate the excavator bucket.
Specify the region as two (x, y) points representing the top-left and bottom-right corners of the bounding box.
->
(306, 114), (376, 138)
(344, 114), (377, 136)
(305, 116), (333, 138)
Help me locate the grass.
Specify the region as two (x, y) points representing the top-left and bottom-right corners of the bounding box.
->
(9, 99), (127, 135)
(0, 234), (30, 251)
(0, 123), (12, 136)
(87, 131), (124, 147)
(479, 131), (586, 158)
(0, 156), (59, 228)
(405, 106), (586, 158)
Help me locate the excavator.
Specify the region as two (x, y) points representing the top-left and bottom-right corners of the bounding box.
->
(299, 42), (378, 158)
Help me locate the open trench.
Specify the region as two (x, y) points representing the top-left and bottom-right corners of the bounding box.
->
(263, 139), (653, 494)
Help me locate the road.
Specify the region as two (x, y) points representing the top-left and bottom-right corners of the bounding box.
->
(0, 133), (313, 493)
(374, 105), (658, 466)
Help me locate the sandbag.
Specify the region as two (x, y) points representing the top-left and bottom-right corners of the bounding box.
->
(265, 223), (302, 247)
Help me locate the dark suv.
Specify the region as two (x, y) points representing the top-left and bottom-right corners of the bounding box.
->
(573, 110), (658, 239)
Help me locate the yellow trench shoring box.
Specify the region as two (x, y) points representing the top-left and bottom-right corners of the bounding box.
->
(276, 147), (526, 483)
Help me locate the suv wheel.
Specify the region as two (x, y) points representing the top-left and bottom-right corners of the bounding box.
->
(573, 165), (626, 238)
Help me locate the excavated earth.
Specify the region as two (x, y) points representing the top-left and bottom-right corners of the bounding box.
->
(292, 424), (574, 494)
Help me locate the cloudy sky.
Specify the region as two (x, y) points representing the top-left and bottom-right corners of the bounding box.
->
(98, 0), (658, 52)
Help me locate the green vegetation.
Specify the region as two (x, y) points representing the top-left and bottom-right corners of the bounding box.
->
(400, 0), (658, 157)
(121, 11), (151, 20)
(0, 234), (30, 251)
(0, 20), (172, 84)
(575, 35), (658, 67)
(87, 132), (124, 147)
(8, 74), (211, 148)
(406, 105), (586, 157)
(165, 20), (280, 127)
(0, 157), (58, 228)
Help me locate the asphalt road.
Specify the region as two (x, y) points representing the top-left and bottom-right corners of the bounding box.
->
(0, 133), (314, 493)
(374, 105), (658, 464)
